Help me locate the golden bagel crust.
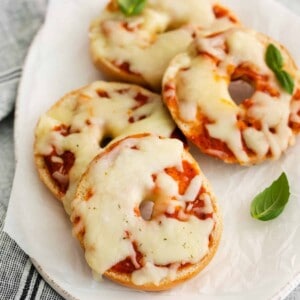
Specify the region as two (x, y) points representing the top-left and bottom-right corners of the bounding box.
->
(90, 49), (147, 88)
(163, 28), (299, 165)
(35, 150), (65, 201)
(34, 89), (81, 203)
(34, 82), (177, 214)
(89, 0), (240, 91)
(71, 134), (222, 291)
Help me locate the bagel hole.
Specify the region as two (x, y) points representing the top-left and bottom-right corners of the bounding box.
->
(100, 135), (113, 148)
(139, 200), (154, 221)
(229, 80), (255, 105)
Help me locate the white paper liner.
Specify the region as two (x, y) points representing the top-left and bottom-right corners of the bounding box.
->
(4, 0), (300, 299)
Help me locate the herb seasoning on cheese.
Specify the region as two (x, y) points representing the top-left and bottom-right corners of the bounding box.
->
(71, 134), (222, 290)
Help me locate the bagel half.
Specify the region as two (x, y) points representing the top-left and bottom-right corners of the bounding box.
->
(71, 134), (222, 291)
(90, 0), (240, 91)
(162, 28), (299, 165)
(34, 81), (177, 214)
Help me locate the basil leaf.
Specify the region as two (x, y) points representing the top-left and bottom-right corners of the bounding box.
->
(265, 44), (295, 95)
(265, 44), (283, 71)
(275, 69), (295, 95)
(118, 0), (146, 16)
(250, 172), (290, 221)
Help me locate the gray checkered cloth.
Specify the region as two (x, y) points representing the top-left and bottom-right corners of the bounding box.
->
(0, 0), (299, 299)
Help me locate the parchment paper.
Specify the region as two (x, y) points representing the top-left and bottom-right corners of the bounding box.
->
(4, 0), (300, 299)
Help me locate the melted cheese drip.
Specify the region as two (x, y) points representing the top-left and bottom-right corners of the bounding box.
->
(242, 128), (269, 158)
(176, 56), (248, 162)
(181, 175), (202, 202)
(165, 28), (296, 164)
(247, 92), (293, 158)
(225, 30), (269, 73)
(131, 262), (169, 286)
(35, 82), (175, 213)
(199, 193), (213, 214)
(90, 0), (238, 89)
(72, 136), (215, 285)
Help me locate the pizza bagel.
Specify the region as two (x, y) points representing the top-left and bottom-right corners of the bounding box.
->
(71, 134), (222, 291)
(163, 28), (298, 165)
(34, 81), (178, 214)
(89, 0), (240, 91)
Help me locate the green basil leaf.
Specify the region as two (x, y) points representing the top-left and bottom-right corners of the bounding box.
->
(265, 44), (283, 71)
(118, 0), (146, 16)
(250, 172), (290, 221)
(265, 44), (295, 94)
(275, 69), (295, 94)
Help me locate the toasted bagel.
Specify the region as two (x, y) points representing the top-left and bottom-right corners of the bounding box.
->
(163, 28), (298, 165)
(90, 0), (240, 91)
(71, 134), (222, 291)
(34, 82), (177, 214)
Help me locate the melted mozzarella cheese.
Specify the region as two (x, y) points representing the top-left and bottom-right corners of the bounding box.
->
(165, 28), (296, 164)
(72, 136), (215, 285)
(35, 116), (62, 154)
(225, 30), (269, 73)
(131, 262), (169, 286)
(176, 56), (248, 162)
(242, 128), (269, 158)
(156, 172), (178, 196)
(201, 16), (238, 36)
(180, 175), (202, 202)
(148, 0), (215, 27)
(104, 27), (193, 88)
(35, 82), (175, 214)
(200, 193), (214, 214)
(90, 0), (238, 89)
(247, 92), (294, 158)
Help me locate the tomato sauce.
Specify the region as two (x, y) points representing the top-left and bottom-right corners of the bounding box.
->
(110, 242), (143, 274)
(44, 150), (75, 193)
(232, 64), (279, 97)
(53, 124), (71, 137)
(134, 92), (149, 106)
(114, 61), (141, 76)
(213, 5), (238, 23)
(165, 160), (197, 195)
(194, 121), (234, 160)
(96, 89), (110, 98)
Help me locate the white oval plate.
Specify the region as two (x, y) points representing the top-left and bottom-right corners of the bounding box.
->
(6, 0), (300, 299)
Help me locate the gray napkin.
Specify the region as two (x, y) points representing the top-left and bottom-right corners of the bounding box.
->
(0, 0), (47, 121)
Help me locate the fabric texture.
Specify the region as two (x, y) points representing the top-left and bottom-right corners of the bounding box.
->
(0, 0), (299, 299)
(0, 0), (47, 121)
